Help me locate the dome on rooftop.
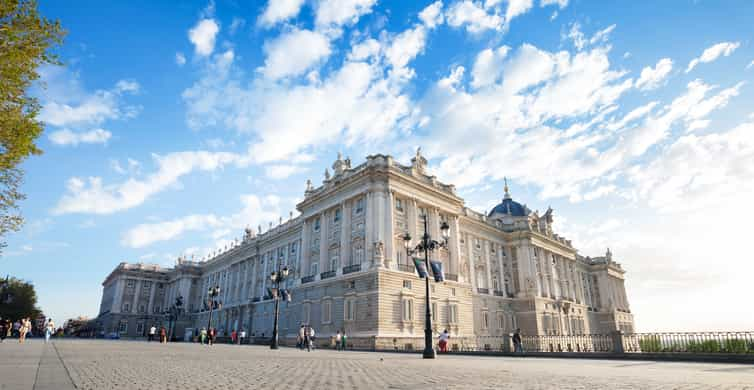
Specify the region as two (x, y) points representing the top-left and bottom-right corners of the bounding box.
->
(488, 178), (529, 217)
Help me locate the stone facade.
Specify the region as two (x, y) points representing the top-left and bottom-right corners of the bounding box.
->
(96, 151), (634, 347)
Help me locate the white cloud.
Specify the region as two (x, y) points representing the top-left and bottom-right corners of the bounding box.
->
(265, 164), (307, 179)
(315, 0), (377, 29)
(630, 119), (754, 213)
(258, 0), (304, 27)
(115, 80), (140, 93)
(188, 18), (220, 57)
(685, 41), (740, 73)
(747, 60), (754, 69)
(121, 194), (282, 248)
(229, 17), (246, 34)
(419, 1), (444, 29)
(54, 150), (247, 215)
(260, 28), (332, 80)
(175, 52), (187, 66)
(48, 128), (111, 146)
(471, 45), (510, 88)
(40, 93), (120, 127)
(635, 58), (673, 91)
(505, 0), (533, 22)
(540, 0), (568, 8)
(446, 1), (503, 34)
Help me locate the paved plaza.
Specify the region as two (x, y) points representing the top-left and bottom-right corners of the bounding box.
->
(1, 339), (753, 389)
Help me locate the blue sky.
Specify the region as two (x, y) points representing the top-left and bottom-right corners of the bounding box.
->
(4, 0), (754, 331)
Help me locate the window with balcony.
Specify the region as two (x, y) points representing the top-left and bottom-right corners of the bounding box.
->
(345, 298), (356, 321)
(448, 304), (458, 324)
(322, 300), (332, 324)
(401, 299), (413, 321)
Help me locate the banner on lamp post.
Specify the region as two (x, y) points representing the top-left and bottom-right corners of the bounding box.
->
(412, 257), (428, 278)
(430, 260), (445, 282)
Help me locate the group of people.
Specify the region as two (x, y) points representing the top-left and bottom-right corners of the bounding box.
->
(334, 330), (348, 351)
(147, 325), (169, 343)
(297, 325), (316, 351)
(229, 329), (246, 344)
(0, 318), (57, 343)
(435, 328), (524, 354)
(199, 327), (217, 345)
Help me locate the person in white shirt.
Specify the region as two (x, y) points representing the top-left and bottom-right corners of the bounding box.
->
(438, 329), (450, 353)
(335, 330), (342, 351)
(45, 319), (55, 343)
(148, 325), (156, 342)
(239, 329), (246, 345)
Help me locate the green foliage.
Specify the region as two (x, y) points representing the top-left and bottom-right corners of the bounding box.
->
(686, 340), (721, 353)
(0, 276), (42, 320)
(639, 336), (662, 352)
(722, 339), (750, 354)
(0, 0), (65, 253)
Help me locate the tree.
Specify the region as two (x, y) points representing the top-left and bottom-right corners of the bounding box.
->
(0, 0), (65, 254)
(0, 276), (42, 320)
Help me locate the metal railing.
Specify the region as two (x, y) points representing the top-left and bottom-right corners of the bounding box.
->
(343, 264), (361, 274)
(320, 270), (336, 280)
(476, 288), (489, 294)
(623, 332), (754, 354)
(300, 275), (314, 284)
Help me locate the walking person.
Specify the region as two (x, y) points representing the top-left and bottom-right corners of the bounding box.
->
(438, 329), (450, 353)
(45, 318), (55, 343)
(148, 325), (156, 342)
(0, 319), (7, 343)
(513, 328), (524, 354)
(335, 330), (342, 351)
(208, 327), (216, 346)
(308, 326), (315, 351)
(230, 329), (237, 345)
(159, 326), (167, 343)
(19, 318), (30, 343)
(298, 325), (305, 350)
(341, 330), (347, 351)
(239, 329), (246, 345)
(200, 327), (208, 345)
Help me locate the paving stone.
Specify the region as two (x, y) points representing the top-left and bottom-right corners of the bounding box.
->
(1, 339), (753, 389)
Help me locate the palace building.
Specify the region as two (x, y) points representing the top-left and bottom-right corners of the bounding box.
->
(96, 150), (634, 348)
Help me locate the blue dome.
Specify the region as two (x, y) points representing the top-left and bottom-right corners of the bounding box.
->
(489, 198), (528, 217)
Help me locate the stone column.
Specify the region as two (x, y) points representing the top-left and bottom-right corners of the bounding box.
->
(301, 220), (310, 278)
(148, 279), (157, 314)
(483, 240), (493, 293)
(430, 208), (440, 240)
(250, 258), (258, 299)
(408, 198), (418, 248)
(320, 211), (328, 276)
(449, 216), (461, 277)
(364, 191), (375, 268)
(384, 191), (395, 267)
(113, 278), (124, 313)
(131, 279), (142, 314)
(496, 244), (505, 294)
(339, 200), (351, 273)
(467, 234), (477, 290)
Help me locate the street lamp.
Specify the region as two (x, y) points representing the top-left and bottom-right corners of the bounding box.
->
(403, 215), (451, 359)
(269, 265), (290, 349)
(206, 286), (221, 333)
(168, 296), (183, 341)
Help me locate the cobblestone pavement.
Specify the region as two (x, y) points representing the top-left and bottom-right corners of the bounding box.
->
(2, 339), (754, 389)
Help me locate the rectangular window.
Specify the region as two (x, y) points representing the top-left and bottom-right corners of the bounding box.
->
(136, 321), (144, 335)
(402, 280), (412, 289)
(450, 288), (456, 297)
(322, 301), (332, 324)
(138, 304), (146, 313)
(401, 299), (413, 321)
(122, 303), (130, 313)
(395, 198), (403, 212)
(431, 302), (438, 322)
(482, 312), (489, 329)
(126, 279), (135, 288)
(118, 320), (128, 334)
(345, 299), (355, 321)
(303, 303), (311, 324)
(310, 263), (319, 276)
(497, 312), (505, 329)
(356, 197), (365, 214)
(314, 217), (321, 232)
(448, 304), (458, 324)
(334, 208), (341, 223)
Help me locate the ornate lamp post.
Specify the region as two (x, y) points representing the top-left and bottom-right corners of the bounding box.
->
(168, 296), (183, 341)
(269, 265), (290, 349)
(206, 286), (221, 332)
(403, 215), (450, 359)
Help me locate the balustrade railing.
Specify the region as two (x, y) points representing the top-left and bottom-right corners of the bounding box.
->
(301, 275), (315, 284)
(342, 264), (361, 274)
(476, 288), (489, 294)
(623, 331), (754, 354)
(320, 270), (336, 279)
